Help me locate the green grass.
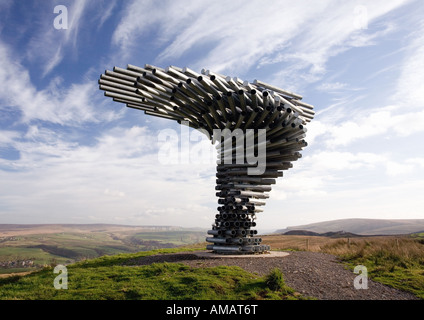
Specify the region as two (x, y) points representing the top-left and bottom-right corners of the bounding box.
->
(411, 232), (424, 240)
(321, 237), (424, 299)
(130, 231), (204, 245)
(0, 247), (302, 300)
(72, 246), (204, 267)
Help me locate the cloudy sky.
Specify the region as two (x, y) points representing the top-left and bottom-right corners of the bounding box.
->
(0, 0), (423, 231)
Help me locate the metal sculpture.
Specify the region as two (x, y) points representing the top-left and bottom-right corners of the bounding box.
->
(99, 64), (314, 254)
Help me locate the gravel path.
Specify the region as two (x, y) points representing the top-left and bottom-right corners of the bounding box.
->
(125, 251), (419, 300)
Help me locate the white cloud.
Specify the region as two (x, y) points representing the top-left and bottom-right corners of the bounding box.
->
(112, 0), (408, 81)
(104, 189), (125, 198)
(385, 161), (413, 176)
(303, 120), (328, 146)
(25, 0), (89, 76)
(303, 151), (386, 171)
(406, 158), (424, 168)
(311, 14), (424, 148)
(0, 130), (20, 146)
(0, 39), (121, 125)
(270, 148), (424, 203)
(325, 108), (396, 146)
(392, 23), (424, 108)
(24, 0), (117, 77)
(0, 124), (216, 226)
(316, 82), (347, 91)
(313, 104), (424, 148)
(265, 1), (408, 88)
(95, 0), (118, 29)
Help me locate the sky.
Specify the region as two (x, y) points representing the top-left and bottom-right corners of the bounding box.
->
(0, 0), (423, 231)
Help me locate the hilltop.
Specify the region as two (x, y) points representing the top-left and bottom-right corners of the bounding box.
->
(283, 230), (362, 238)
(276, 218), (424, 235)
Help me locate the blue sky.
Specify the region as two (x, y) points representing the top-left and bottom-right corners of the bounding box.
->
(0, 0), (423, 231)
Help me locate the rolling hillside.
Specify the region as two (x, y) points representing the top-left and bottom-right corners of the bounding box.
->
(0, 224), (205, 274)
(276, 218), (424, 235)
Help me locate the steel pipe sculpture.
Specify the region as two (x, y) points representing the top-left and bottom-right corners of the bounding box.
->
(99, 64), (314, 254)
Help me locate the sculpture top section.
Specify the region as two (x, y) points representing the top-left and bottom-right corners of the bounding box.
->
(98, 64), (314, 140)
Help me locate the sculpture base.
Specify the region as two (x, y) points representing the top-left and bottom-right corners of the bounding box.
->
(206, 244), (270, 255)
(194, 250), (288, 259)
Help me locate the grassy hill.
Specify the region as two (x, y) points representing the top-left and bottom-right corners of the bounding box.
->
(0, 224), (205, 274)
(0, 234), (423, 300)
(1, 225), (423, 300)
(0, 245), (301, 300)
(277, 218), (424, 235)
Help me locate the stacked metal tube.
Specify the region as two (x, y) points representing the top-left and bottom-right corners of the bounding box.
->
(99, 64), (314, 254)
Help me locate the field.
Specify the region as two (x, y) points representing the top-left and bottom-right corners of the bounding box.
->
(261, 234), (341, 252)
(262, 233), (424, 299)
(0, 225), (205, 275)
(0, 226), (423, 300)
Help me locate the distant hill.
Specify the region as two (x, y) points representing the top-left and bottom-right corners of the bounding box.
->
(0, 224), (189, 237)
(276, 218), (424, 235)
(283, 230), (362, 238)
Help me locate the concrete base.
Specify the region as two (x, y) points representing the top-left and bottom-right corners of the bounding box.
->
(193, 251), (290, 259)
